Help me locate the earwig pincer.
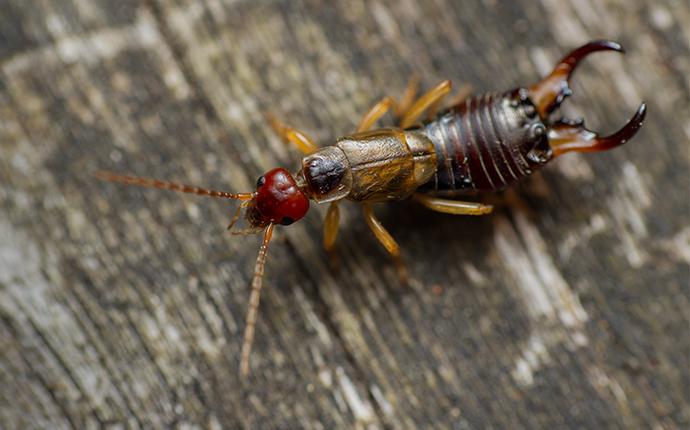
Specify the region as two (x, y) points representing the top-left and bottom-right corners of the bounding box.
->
(98, 40), (647, 377)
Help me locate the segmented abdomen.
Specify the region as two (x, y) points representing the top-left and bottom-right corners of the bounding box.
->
(420, 91), (546, 194)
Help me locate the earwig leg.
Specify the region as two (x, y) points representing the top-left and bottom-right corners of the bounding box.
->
(357, 97), (397, 132)
(323, 202), (341, 271)
(227, 204), (244, 231)
(323, 202), (340, 251)
(227, 200), (252, 231)
(394, 74), (421, 118)
(400, 80), (452, 129)
(412, 194), (493, 215)
(427, 83), (473, 121)
(362, 203), (408, 283)
(356, 75), (421, 131)
(266, 113), (318, 154)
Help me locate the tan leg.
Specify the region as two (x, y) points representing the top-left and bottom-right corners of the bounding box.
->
(413, 194), (493, 215)
(227, 200), (252, 231)
(446, 84), (473, 108)
(363, 203), (408, 282)
(394, 74), (420, 118)
(356, 97), (396, 133)
(400, 80), (452, 129)
(323, 202), (340, 251)
(355, 75), (422, 133)
(426, 83), (473, 121)
(266, 113), (318, 154)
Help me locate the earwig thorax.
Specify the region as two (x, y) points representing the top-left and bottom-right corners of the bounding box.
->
(299, 146), (353, 203)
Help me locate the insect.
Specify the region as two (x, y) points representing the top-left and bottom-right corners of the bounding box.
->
(97, 40), (646, 377)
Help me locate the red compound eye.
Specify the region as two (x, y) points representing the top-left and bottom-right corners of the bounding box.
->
(255, 168), (309, 225)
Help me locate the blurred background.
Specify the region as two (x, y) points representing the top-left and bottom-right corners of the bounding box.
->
(1, 0), (688, 428)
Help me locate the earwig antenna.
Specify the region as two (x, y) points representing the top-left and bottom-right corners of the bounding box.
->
(95, 171), (255, 200)
(240, 223), (275, 378)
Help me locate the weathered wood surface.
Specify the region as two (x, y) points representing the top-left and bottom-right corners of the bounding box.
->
(1, 0), (688, 428)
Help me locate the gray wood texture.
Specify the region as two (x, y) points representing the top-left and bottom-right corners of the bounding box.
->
(1, 0), (688, 428)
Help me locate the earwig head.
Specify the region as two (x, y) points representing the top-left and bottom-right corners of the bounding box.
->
(527, 40), (647, 157)
(250, 167), (310, 226)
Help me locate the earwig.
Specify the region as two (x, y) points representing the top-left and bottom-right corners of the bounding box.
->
(98, 41), (647, 377)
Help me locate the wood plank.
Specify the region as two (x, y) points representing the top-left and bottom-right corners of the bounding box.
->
(1, 0), (687, 428)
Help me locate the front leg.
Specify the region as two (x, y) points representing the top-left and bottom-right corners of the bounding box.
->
(266, 113), (318, 155)
(363, 203), (408, 283)
(323, 202), (340, 251)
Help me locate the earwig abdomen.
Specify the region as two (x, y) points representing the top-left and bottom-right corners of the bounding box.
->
(420, 89), (551, 194)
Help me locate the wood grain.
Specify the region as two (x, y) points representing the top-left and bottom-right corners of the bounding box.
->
(1, 0), (688, 428)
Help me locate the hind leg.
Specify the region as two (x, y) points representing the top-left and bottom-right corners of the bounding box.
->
(355, 74), (422, 132)
(356, 74), (420, 132)
(400, 80), (452, 128)
(394, 74), (421, 118)
(426, 83), (473, 121)
(412, 194), (493, 215)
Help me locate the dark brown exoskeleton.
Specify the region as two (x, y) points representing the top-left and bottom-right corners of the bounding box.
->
(97, 41), (646, 377)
